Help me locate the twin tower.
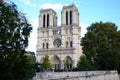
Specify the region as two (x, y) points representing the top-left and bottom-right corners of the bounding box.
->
(37, 4), (82, 71)
(39, 4), (79, 28)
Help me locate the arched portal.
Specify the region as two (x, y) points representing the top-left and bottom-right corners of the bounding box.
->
(50, 55), (61, 71)
(64, 56), (73, 70)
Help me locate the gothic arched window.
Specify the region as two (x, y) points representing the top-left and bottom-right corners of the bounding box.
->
(43, 43), (45, 49)
(43, 14), (45, 28)
(66, 11), (68, 25)
(70, 41), (73, 47)
(46, 43), (49, 49)
(70, 11), (73, 25)
(66, 41), (68, 47)
(47, 14), (49, 27)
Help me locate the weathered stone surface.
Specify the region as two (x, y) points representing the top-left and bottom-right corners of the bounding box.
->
(37, 4), (82, 70)
(33, 71), (119, 80)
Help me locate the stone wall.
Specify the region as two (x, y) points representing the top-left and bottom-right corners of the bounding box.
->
(33, 70), (119, 80)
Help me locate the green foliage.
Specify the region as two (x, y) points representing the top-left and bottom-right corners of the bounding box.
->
(0, 0), (35, 79)
(81, 21), (120, 71)
(76, 55), (94, 71)
(64, 59), (69, 69)
(35, 62), (43, 72)
(41, 55), (51, 71)
(64, 58), (70, 71)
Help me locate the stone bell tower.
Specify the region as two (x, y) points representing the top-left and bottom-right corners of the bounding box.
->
(61, 4), (81, 67)
(39, 9), (57, 28)
(61, 4), (79, 26)
(37, 9), (57, 50)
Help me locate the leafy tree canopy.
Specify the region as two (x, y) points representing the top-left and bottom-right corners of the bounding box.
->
(81, 21), (120, 71)
(0, 0), (35, 79)
(75, 55), (94, 71)
(41, 55), (51, 71)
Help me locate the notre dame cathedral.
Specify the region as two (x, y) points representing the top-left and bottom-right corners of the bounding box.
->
(36, 4), (82, 71)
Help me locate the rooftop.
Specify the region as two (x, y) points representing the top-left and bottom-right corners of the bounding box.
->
(40, 8), (56, 14)
(62, 4), (77, 10)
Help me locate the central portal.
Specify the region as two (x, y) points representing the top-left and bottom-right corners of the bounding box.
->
(51, 55), (61, 71)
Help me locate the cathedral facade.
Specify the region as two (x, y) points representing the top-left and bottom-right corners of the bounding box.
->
(37, 4), (82, 70)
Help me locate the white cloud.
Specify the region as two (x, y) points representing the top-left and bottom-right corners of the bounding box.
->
(32, 4), (37, 7)
(4, 0), (9, 2)
(21, 0), (30, 5)
(29, 18), (38, 28)
(20, 0), (37, 7)
(26, 17), (38, 53)
(80, 24), (88, 37)
(65, 3), (69, 6)
(40, 3), (63, 10)
(58, 20), (61, 26)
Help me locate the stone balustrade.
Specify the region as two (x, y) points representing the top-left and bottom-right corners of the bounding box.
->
(33, 70), (119, 80)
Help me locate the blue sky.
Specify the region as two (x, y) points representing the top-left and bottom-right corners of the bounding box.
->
(10, 0), (120, 53)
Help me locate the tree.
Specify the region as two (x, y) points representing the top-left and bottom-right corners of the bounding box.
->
(64, 58), (70, 71)
(76, 55), (94, 71)
(41, 55), (51, 71)
(0, 0), (35, 79)
(64, 57), (72, 71)
(35, 62), (43, 72)
(81, 21), (120, 71)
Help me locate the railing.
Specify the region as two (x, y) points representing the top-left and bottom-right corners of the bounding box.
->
(50, 71), (118, 80)
(33, 70), (119, 80)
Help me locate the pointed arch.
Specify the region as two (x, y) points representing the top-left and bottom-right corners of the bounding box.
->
(51, 55), (61, 64)
(65, 56), (72, 64)
(50, 55), (61, 71)
(42, 43), (45, 49)
(66, 41), (68, 47)
(70, 10), (73, 25)
(47, 14), (49, 27)
(64, 56), (73, 70)
(66, 11), (68, 25)
(70, 41), (73, 47)
(43, 14), (45, 28)
(46, 42), (49, 49)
